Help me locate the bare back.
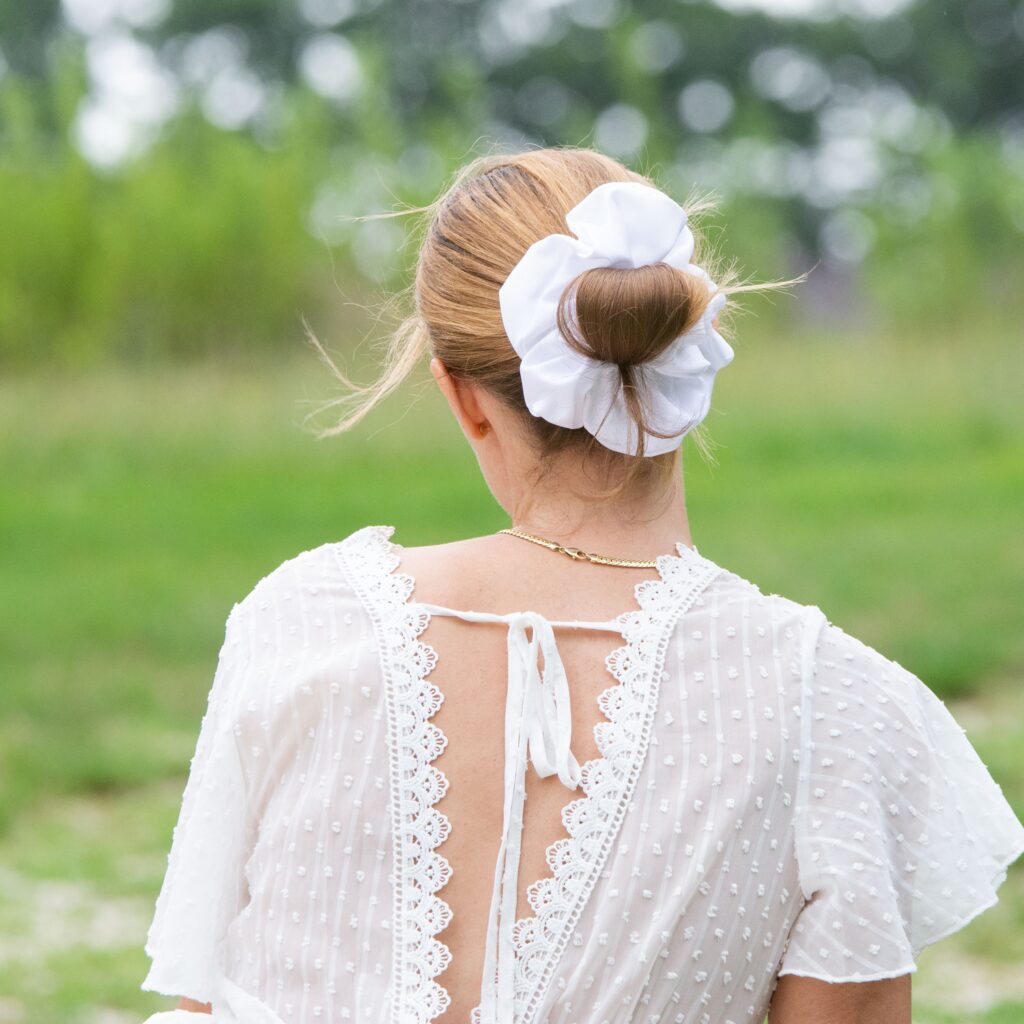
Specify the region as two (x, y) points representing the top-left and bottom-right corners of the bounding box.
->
(400, 534), (663, 1022)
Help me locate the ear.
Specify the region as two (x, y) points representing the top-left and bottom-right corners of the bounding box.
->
(430, 357), (491, 443)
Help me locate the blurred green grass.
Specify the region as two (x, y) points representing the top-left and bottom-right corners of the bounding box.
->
(1, 322), (1022, 1022)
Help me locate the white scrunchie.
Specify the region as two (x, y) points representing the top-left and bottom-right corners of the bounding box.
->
(497, 180), (734, 456)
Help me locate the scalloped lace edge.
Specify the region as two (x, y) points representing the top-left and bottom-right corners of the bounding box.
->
(340, 526), (723, 1024)
(503, 544), (724, 1024)
(337, 526), (453, 1024)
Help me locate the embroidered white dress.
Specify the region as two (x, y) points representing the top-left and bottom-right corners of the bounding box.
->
(141, 525), (1024, 1024)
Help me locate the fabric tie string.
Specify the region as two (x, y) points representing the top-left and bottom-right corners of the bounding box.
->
(484, 611), (580, 1024)
(512, 611), (583, 789)
(416, 603), (622, 1023)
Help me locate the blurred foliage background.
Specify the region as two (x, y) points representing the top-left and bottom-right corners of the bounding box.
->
(1, 0), (1023, 1022)
(1, 0), (1023, 363)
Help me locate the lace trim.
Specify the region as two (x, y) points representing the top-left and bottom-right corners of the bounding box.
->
(337, 526), (454, 1024)
(340, 526), (722, 1024)
(502, 542), (723, 1024)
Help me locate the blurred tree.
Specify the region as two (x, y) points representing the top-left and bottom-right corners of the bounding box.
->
(0, 0), (1022, 363)
(0, 0), (62, 78)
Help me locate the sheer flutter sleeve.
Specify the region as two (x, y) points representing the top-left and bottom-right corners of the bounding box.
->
(778, 608), (1024, 982)
(141, 603), (255, 1005)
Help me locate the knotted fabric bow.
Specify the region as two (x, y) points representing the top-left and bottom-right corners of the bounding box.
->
(498, 180), (734, 457)
(418, 602), (623, 1024)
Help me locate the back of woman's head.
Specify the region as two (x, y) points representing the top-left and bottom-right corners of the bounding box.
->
(320, 147), (744, 494)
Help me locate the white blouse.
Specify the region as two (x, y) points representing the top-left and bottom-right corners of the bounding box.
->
(141, 525), (1024, 1024)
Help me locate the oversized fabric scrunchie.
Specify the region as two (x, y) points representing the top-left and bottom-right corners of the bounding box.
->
(497, 180), (734, 456)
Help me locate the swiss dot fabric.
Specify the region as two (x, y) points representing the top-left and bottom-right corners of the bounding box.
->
(780, 621), (1024, 981)
(142, 525), (1024, 1024)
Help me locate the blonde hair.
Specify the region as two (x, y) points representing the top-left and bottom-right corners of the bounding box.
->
(314, 146), (789, 494)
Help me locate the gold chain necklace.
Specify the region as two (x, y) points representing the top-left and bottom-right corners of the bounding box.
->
(498, 526), (660, 568)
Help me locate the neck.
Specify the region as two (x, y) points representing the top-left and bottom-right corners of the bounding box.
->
(507, 459), (693, 560)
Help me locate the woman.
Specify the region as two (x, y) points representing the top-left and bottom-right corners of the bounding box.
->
(140, 148), (1024, 1024)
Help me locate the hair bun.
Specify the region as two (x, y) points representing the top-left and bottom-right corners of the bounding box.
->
(558, 263), (713, 369)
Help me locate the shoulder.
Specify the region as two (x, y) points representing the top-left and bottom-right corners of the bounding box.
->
(223, 525), (399, 651)
(695, 556), (824, 655)
(700, 565), (951, 772)
(798, 600), (927, 705)
(206, 528), (394, 711)
(231, 539), (351, 622)
(711, 562), (924, 698)
(686, 554), (934, 722)
(812, 615), (914, 683)
(231, 525), (398, 614)
(804, 614), (936, 745)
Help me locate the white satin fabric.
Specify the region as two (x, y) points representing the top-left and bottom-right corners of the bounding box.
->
(418, 604), (623, 1024)
(497, 181), (734, 456)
